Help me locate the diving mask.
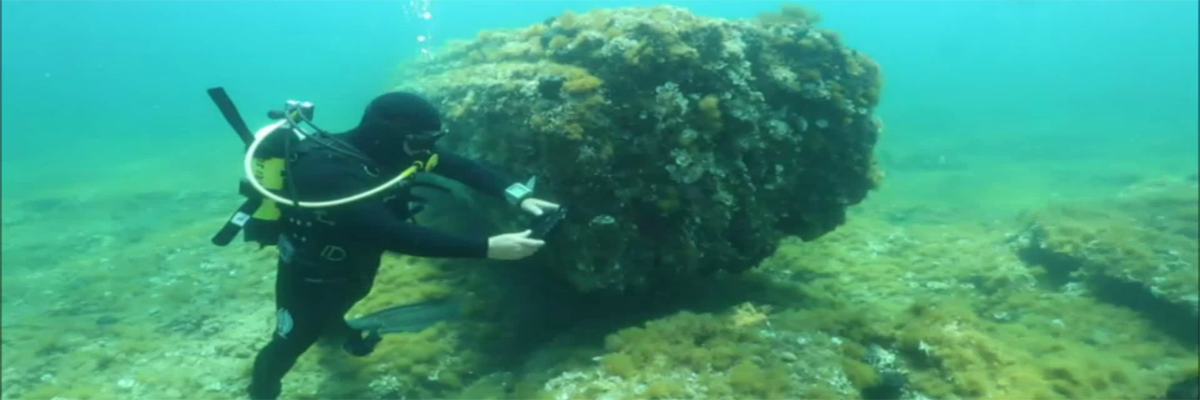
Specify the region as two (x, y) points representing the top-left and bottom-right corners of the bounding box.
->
(404, 130), (445, 154)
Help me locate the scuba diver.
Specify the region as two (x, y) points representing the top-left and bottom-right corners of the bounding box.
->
(240, 92), (561, 400)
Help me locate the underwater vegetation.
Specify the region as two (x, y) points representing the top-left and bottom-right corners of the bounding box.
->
(1, 190), (280, 400)
(539, 309), (861, 400)
(1014, 175), (1199, 345)
(6, 174), (1193, 400)
(393, 3), (885, 294)
(786, 177), (1198, 400)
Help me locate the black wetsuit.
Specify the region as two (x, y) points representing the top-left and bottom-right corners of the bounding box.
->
(247, 139), (511, 400)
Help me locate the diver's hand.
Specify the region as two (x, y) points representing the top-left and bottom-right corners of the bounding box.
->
(520, 198), (560, 216)
(487, 230), (545, 260)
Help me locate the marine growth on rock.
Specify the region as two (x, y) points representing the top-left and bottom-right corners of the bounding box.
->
(396, 4), (885, 293)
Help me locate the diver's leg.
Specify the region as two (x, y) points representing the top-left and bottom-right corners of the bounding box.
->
(247, 264), (328, 400)
(338, 271), (382, 357)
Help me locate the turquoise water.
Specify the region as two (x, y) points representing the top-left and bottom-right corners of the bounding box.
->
(2, 1), (1197, 399)
(3, 1), (1195, 196)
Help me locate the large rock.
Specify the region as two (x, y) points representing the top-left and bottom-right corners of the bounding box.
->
(396, 4), (884, 293)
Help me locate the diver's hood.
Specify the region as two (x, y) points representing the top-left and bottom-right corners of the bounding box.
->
(344, 92), (444, 166)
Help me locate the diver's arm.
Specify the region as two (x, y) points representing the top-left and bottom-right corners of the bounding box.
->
(339, 206), (489, 258)
(305, 164), (489, 259)
(434, 149), (559, 215)
(432, 150), (513, 199)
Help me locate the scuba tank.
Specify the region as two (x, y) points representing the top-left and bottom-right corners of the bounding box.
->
(206, 87), (440, 248)
(207, 87), (312, 247)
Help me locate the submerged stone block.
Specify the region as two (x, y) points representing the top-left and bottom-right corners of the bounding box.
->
(396, 4), (884, 293)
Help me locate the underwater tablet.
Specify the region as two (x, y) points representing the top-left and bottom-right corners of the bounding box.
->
(531, 206), (567, 239)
